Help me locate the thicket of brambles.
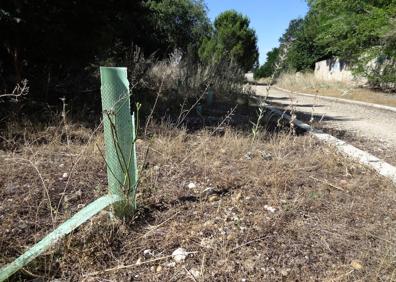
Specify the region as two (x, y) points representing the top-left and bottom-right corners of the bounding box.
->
(0, 1), (259, 121)
(255, 0), (396, 91)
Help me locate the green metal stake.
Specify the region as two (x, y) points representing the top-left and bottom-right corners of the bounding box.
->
(100, 67), (138, 217)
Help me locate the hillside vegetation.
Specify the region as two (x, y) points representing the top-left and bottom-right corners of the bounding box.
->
(255, 0), (396, 91)
(0, 1), (259, 122)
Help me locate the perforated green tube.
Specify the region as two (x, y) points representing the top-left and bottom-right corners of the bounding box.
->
(0, 67), (138, 281)
(0, 194), (121, 281)
(100, 67), (138, 217)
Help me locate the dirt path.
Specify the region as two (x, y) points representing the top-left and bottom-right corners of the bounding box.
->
(255, 86), (396, 165)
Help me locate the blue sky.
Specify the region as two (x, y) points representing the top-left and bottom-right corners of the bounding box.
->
(204, 0), (309, 65)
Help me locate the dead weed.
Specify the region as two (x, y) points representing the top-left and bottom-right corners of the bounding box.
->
(0, 124), (395, 281)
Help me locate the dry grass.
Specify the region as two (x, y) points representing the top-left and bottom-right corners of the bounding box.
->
(135, 49), (247, 102)
(276, 72), (396, 107)
(0, 120), (395, 281)
(256, 77), (272, 85)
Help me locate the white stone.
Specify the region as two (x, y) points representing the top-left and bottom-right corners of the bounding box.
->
(264, 205), (276, 213)
(165, 261), (176, 268)
(187, 182), (197, 189)
(143, 249), (154, 257)
(189, 268), (201, 279)
(172, 247), (188, 263)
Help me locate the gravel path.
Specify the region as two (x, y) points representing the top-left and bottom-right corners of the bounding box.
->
(255, 86), (396, 165)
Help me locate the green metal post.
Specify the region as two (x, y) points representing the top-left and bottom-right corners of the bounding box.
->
(100, 67), (138, 217)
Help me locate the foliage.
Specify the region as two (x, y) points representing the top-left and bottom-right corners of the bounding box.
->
(0, 0), (214, 114)
(146, 0), (211, 58)
(310, 0), (396, 90)
(198, 10), (259, 72)
(308, 0), (394, 62)
(353, 16), (396, 90)
(279, 19), (304, 45)
(283, 13), (327, 72)
(254, 48), (279, 79)
(255, 15), (326, 78)
(259, 0), (396, 90)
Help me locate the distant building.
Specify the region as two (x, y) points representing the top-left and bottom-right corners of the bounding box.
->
(315, 57), (394, 90)
(245, 72), (255, 83)
(314, 58), (356, 83)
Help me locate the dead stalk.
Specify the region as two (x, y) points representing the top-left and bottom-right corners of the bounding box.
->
(144, 76), (164, 138)
(0, 79), (29, 100)
(84, 252), (198, 277)
(55, 120), (104, 215)
(309, 176), (345, 191)
(175, 85), (208, 128)
(5, 157), (55, 225)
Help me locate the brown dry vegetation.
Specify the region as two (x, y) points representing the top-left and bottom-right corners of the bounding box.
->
(1, 118), (395, 281)
(276, 72), (396, 107)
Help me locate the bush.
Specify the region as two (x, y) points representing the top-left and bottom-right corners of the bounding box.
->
(125, 49), (249, 119)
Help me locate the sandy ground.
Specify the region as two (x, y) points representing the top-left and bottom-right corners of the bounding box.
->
(255, 86), (396, 165)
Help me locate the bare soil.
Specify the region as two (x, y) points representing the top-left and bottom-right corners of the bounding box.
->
(1, 119), (395, 281)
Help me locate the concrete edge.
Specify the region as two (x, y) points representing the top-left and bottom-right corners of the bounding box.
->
(273, 86), (396, 113)
(264, 104), (396, 185)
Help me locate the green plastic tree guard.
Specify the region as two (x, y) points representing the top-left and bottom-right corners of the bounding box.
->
(0, 194), (121, 281)
(100, 67), (138, 217)
(0, 67), (139, 281)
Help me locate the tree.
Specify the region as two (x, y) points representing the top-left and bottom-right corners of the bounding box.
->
(279, 19), (304, 45)
(146, 0), (211, 58)
(309, 0), (394, 62)
(0, 0), (213, 107)
(283, 14), (327, 71)
(254, 0), (395, 89)
(306, 0), (396, 89)
(199, 10), (259, 72)
(254, 48), (280, 79)
(0, 0), (155, 102)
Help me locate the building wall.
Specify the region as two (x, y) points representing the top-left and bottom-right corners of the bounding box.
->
(314, 58), (356, 82)
(245, 72), (254, 83)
